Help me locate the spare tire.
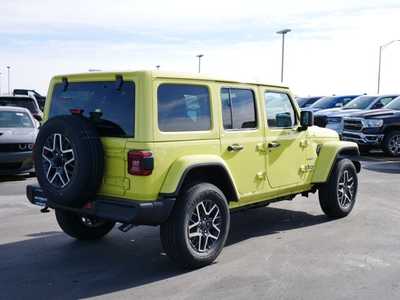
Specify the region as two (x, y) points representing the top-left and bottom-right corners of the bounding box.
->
(34, 115), (104, 208)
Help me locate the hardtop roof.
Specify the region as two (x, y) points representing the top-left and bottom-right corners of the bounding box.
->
(52, 70), (289, 89)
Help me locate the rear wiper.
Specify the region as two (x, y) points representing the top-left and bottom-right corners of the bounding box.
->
(62, 77), (69, 91)
(115, 75), (124, 91)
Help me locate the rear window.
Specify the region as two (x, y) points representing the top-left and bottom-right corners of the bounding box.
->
(49, 81), (135, 137)
(0, 111), (33, 128)
(157, 84), (211, 132)
(0, 97), (38, 114)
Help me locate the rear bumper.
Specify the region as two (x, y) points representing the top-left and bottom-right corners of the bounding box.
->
(342, 131), (384, 146)
(0, 151), (34, 175)
(26, 185), (175, 225)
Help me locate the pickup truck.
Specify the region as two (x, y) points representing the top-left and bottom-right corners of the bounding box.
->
(342, 96), (400, 156)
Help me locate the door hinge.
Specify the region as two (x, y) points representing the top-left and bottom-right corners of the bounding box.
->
(256, 142), (267, 153)
(300, 140), (309, 148)
(256, 171), (267, 180)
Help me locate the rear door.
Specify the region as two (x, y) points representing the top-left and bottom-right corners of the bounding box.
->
(48, 79), (136, 197)
(264, 90), (307, 188)
(219, 86), (267, 202)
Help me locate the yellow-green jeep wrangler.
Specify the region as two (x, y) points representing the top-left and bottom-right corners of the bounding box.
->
(27, 71), (361, 269)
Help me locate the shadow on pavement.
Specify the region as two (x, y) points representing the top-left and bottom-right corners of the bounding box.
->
(0, 174), (32, 183)
(362, 161), (400, 174)
(357, 151), (400, 174)
(227, 206), (329, 246)
(0, 206), (329, 299)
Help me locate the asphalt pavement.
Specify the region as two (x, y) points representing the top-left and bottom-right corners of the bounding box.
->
(0, 156), (399, 300)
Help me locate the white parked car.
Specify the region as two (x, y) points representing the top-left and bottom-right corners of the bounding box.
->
(0, 106), (39, 175)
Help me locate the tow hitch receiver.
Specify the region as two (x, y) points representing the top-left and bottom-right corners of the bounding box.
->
(26, 185), (48, 207)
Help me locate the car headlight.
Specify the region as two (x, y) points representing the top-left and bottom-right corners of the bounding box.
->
(362, 119), (383, 128)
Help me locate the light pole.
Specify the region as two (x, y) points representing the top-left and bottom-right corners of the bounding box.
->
(6, 66), (10, 95)
(196, 54), (204, 73)
(377, 40), (400, 94)
(276, 29), (291, 83)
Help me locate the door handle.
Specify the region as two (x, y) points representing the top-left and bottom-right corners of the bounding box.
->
(268, 141), (281, 149)
(227, 144), (244, 152)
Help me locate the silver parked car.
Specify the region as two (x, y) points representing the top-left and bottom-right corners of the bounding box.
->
(0, 106), (39, 175)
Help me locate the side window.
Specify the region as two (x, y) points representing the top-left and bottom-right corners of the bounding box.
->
(157, 84), (211, 132)
(342, 97), (353, 105)
(220, 88), (257, 130)
(373, 97), (394, 109)
(265, 92), (296, 128)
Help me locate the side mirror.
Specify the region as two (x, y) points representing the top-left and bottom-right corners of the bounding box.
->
(34, 114), (42, 122)
(299, 110), (314, 130)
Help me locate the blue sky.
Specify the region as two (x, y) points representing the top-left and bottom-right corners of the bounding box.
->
(1, 0), (400, 96)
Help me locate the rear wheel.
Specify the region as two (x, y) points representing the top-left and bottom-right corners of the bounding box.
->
(319, 159), (358, 218)
(383, 130), (400, 157)
(160, 183), (230, 269)
(55, 209), (115, 240)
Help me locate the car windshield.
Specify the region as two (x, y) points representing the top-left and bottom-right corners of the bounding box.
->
(49, 81), (135, 137)
(343, 96), (377, 110)
(0, 111), (33, 128)
(297, 97), (320, 108)
(385, 98), (400, 110)
(310, 97), (340, 109)
(0, 97), (39, 114)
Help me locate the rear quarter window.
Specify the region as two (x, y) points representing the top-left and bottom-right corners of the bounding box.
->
(157, 84), (211, 132)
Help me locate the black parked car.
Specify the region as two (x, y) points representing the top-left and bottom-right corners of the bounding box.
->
(342, 96), (400, 156)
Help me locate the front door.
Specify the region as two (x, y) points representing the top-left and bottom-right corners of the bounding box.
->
(264, 90), (307, 188)
(219, 87), (266, 202)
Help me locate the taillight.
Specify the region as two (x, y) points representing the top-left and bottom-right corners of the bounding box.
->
(127, 150), (154, 176)
(70, 108), (84, 115)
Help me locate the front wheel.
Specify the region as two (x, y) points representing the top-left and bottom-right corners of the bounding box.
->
(55, 209), (115, 240)
(383, 130), (400, 157)
(319, 159), (358, 219)
(160, 183), (230, 269)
